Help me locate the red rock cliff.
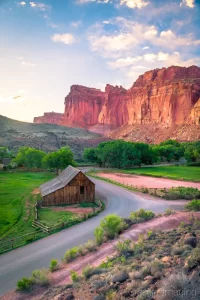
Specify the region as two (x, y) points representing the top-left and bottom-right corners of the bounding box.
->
(33, 66), (200, 142)
(62, 85), (106, 127)
(34, 112), (63, 125)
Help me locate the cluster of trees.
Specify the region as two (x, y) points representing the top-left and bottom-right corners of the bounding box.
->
(0, 147), (13, 161)
(84, 140), (200, 168)
(13, 146), (75, 173)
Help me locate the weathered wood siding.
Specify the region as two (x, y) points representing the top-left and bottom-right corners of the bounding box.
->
(42, 172), (95, 206)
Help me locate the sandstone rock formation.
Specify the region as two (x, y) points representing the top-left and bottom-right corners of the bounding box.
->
(33, 65), (200, 143)
(34, 112), (63, 125)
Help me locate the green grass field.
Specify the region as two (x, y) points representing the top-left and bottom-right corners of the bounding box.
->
(38, 208), (79, 227)
(115, 166), (200, 182)
(0, 171), (55, 240)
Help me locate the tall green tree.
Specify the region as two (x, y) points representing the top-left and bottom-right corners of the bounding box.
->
(43, 146), (75, 174)
(13, 147), (46, 169)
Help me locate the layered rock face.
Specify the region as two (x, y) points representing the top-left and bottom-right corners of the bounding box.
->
(34, 112), (63, 125)
(62, 85), (106, 127)
(33, 66), (200, 142)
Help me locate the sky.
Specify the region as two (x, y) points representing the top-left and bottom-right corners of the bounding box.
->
(0, 0), (200, 122)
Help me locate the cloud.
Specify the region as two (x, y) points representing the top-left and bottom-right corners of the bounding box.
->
(120, 0), (149, 9)
(18, 1), (26, 6)
(143, 46), (149, 50)
(71, 20), (82, 28)
(180, 0), (195, 8)
(17, 56), (24, 60)
(78, 0), (109, 3)
(108, 51), (170, 69)
(51, 33), (76, 45)
(29, 2), (50, 11)
(0, 95), (25, 104)
(21, 61), (36, 67)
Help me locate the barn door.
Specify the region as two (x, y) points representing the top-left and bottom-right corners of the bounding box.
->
(80, 185), (85, 202)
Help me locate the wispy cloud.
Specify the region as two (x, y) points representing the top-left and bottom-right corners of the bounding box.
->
(0, 95), (25, 104)
(51, 33), (76, 45)
(71, 20), (82, 28)
(18, 1), (26, 6)
(17, 56), (24, 60)
(29, 2), (50, 11)
(180, 0), (195, 8)
(21, 61), (36, 67)
(120, 0), (149, 9)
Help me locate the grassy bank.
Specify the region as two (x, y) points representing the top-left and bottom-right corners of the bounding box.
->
(94, 166), (200, 182)
(0, 171), (55, 240)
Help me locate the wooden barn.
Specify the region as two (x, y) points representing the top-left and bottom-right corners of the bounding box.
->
(40, 165), (95, 206)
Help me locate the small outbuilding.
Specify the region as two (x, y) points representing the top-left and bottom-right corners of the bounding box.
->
(40, 165), (95, 206)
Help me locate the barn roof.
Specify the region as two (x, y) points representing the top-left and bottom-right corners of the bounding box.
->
(40, 165), (81, 197)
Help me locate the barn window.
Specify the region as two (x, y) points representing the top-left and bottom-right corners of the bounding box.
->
(80, 186), (84, 194)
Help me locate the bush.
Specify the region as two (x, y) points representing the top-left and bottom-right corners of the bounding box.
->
(49, 259), (58, 272)
(100, 214), (123, 239)
(166, 187), (200, 200)
(31, 269), (49, 286)
(130, 209), (155, 223)
(82, 265), (94, 280)
(64, 247), (79, 262)
(137, 289), (153, 300)
(158, 272), (191, 300)
(115, 239), (132, 256)
(187, 247), (200, 268)
(94, 226), (104, 245)
(164, 207), (174, 216)
(185, 199), (200, 211)
(17, 277), (33, 291)
(70, 270), (79, 282)
(84, 240), (97, 252)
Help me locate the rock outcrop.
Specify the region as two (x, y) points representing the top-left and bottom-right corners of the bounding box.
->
(34, 112), (63, 125)
(62, 85), (106, 127)
(33, 65), (200, 143)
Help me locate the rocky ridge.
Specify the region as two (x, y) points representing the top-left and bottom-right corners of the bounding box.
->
(34, 66), (200, 143)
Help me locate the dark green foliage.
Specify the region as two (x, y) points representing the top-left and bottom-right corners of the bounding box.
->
(17, 277), (33, 291)
(13, 147), (46, 168)
(42, 146), (75, 174)
(185, 200), (200, 211)
(130, 209), (155, 223)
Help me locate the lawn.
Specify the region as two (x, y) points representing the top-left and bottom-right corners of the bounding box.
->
(0, 171), (55, 241)
(115, 166), (200, 182)
(38, 208), (80, 227)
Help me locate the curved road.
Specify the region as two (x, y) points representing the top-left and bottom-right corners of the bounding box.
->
(0, 178), (184, 296)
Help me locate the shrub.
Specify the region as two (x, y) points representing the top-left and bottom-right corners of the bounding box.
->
(70, 270), (79, 282)
(82, 265), (94, 280)
(164, 207), (174, 216)
(150, 260), (164, 276)
(100, 214), (123, 239)
(64, 247), (79, 262)
(187, 247), (200, 268)
(137, 289), (153, 300)
(49, 259), (58, 272)
(115, 239), (132, 256)
(185, 200), (200, 211)
(17, 277), (33, 291)
(158, 272), (191, 300)
(130, 209), (155, 223)
(31, 269), (49, 286)
(147, 230), (154, 238)
(94, 226), (104, 245)
(84, 240), (97, 252)
(166, 187), (200, 200)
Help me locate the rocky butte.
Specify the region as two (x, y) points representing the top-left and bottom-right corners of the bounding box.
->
(34, 65), (200, 143)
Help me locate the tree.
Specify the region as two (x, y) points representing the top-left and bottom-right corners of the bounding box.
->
(0, 147), (13, 161)
(43, 146), (75, 174)
(83, 148), (98, 164)
(13, 147), (46, 169)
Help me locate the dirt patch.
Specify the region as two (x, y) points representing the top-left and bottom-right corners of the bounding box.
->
(32, 188), (40, 195)
(98, 172), (200, 189)
(50, 206), (94, 214)
(2, 211), (200, 300)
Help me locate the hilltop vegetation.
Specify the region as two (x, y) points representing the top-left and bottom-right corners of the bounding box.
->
(0, 115), (108, 160)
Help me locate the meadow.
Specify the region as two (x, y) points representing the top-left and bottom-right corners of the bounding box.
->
(0, 171), (55, 241)
(115, 166), (200, 182)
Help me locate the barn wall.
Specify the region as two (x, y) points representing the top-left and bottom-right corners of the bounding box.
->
(42, 172), (95, 206)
